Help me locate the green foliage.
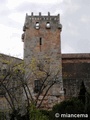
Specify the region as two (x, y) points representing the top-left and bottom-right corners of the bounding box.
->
(0, 111), (6, 120)
(86, 102), (90, 113)
(40, 109), (51, 120)
(9, 109), (21, 120)
(52, 97), (84, 113)
(29, 104), (49, 120)
(49, 98), (85, 120)
(40, 109), (50, 116)
(9, 109), (29, 120)
(85, 92), (90, 113)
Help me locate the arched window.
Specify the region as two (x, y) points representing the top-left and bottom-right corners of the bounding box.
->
(35, 22), (40, 29)
(46, 22), (51, 29)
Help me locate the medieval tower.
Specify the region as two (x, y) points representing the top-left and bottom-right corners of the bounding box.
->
(22, 12), (64, 109)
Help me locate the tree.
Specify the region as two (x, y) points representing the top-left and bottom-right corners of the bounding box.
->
(29, 104), (48, 120)
(25, 57), (62, 108)
(78, 81), (86, 104)
(85, 92), (90, 113)
(0, 56), (24, 119)
(0, 55), (62, 119)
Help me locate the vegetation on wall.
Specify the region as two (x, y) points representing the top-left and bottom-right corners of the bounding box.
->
(0, 56), (62, 120)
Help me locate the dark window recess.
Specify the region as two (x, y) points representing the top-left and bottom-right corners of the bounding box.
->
(34, 80), (42, 93)
(39, 37), (42, 51)
(40, 37), (42, 45)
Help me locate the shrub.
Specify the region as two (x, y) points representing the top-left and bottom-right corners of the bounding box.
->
(49, 98), (85, 120)
(29, 104), (49, 120)
(0, 111), (6, 120)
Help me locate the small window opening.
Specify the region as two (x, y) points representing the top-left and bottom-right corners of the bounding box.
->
(39, 37), (42, 51)
(34, 80), (42, 93)
(35, 22), (40, 29)
(40, 37), (42, 45)
(46, 22), (51, 29)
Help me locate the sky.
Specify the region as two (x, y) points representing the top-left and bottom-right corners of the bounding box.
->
(0, 0), (90, 59)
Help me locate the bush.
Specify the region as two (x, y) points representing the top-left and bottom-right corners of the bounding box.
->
(78, 81), (86, 104)
(0, 111), (6, 120)
(53, 97), (84, 113)
(49, 98), (85, 120)
(29, 104), (49, 120)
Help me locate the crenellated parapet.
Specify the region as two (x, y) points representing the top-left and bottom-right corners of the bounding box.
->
(25, 12), (60, 21)
(22, 12), (62, 42)
(23, 12), (62, 31)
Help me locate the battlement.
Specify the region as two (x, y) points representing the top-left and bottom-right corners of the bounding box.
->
(22, 12), (62, 42)
(26, 12), (60, 21)
(22, 12), (62, 32)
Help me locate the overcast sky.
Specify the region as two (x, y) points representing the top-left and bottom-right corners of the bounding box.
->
(0, 0), (90, 58)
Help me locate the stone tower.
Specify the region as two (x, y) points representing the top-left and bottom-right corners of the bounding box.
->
(22, 12), (64, 109)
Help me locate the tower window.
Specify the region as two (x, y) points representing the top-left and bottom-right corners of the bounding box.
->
(39, 37), (42, 51)
(46, 22), (51, 29)
(34, 80), (42, 93)
(35, 22), (40, 29)
(40, 37), (42, 45)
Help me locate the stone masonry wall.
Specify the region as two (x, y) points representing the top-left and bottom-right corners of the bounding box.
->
(23, 13), (64, 109)
(0, 53), (23, 111)
(62, 54), (90, 99)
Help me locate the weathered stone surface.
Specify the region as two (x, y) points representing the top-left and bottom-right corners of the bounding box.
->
(23, 13), (64, 109)
(62, 53), (90, 99)
(1, 13), (90, 113)
(0, 53), (23, 111)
